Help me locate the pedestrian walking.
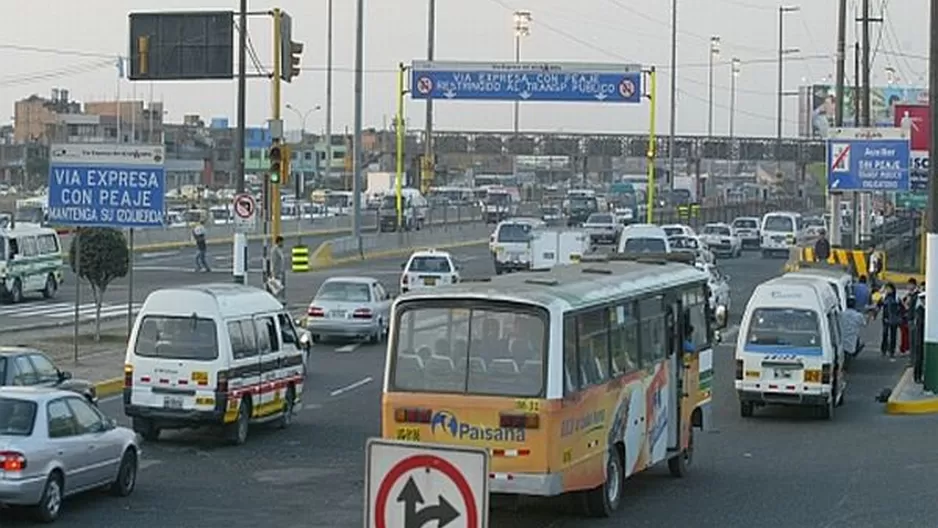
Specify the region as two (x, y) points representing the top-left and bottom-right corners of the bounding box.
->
(192, 221), (211, 272)
(268, 236), (286, 303)
(813, 229), (831, 262)
(878, 282), (901, 360)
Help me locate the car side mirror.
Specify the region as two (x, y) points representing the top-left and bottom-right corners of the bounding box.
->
(58, 369), (72, 381)
(299, 331), (312, 351)
(400, 263), (406, 270)
(714, 305), (729, 329)
(106, 418), (117, 430)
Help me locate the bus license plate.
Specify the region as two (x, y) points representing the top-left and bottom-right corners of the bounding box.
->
(773, 369), (792, 379)
(163, 396), (184, 409)
(396, 427), (420, 441)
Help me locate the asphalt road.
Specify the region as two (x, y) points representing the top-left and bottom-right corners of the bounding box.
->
(3, 249), (935, 528)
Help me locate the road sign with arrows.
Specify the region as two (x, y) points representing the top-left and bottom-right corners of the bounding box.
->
(365, 439), (489, 528)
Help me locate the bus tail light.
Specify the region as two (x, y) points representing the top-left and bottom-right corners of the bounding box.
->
(499, 413), (539, 429)
(123, 364), (134, 388)
(735, 359), (743, 380)
(821, 363), (832, 384)
(395, 407), (432, 424)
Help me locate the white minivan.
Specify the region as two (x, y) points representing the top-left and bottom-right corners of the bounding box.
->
(760, 211), (803, 258)
(123, 284), (310, 445)
(735, 276), (846, 420)
(617, 224), (672, 253)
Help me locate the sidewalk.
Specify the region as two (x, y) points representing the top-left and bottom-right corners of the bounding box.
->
(886, 368), (938, 414)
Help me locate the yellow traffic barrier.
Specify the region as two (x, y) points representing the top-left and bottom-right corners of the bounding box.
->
(797, 246), (871, 278)
(291, 245), (310, 272)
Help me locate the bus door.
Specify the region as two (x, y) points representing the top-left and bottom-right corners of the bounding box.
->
(664, 298), (683, 451)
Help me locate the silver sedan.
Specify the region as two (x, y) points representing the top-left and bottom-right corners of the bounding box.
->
(0, 387), (140, 522)
(306, 276), (392, 344)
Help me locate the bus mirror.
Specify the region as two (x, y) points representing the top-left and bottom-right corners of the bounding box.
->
(714, 330), (723, 344)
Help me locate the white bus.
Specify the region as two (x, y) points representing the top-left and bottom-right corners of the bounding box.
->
(1, 224), (64, 303)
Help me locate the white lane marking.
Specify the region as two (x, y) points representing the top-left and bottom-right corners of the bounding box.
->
(139, 251), (180, 259)
(335, 343), (362, 354)
(329, 376), (373, 397)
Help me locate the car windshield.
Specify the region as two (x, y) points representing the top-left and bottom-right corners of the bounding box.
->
(703, 225), (731, 236)
(0, 398), (37, 436)
(316, 281), (372, 302)
(497, 223), (533, 242)
(733, 218), (758, 229)
(764, 215), (794, 232)
(745, 308), (822, 352)
(587, 214), (613, 224)
(623, 237), (667, 253)
(662, 227), (684, 237)
(391, 301), (547, 397)
(669, 236), (698, 249)
(408, 256), (452, 273)
(134, 316), (219, 360)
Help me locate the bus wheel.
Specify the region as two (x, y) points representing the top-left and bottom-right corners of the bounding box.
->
(668, 427), (694, 477)
(10, 279), (23, 304)
(42, 275), (58, 299)
(584, 446), (623, 517)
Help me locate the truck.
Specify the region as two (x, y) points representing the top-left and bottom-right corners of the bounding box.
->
(528, 229), (591, 271)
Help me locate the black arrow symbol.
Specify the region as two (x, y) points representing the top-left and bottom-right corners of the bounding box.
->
(397, 476), (461, 528)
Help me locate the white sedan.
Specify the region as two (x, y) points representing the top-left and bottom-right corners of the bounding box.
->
(699, 223), (742, 258)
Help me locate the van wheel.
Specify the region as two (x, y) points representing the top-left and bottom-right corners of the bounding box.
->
(227, 399), (251, 445)
(817, 392), (835, 420)
(278, 387), (296, 429)
(10, 278), (23, 304)
(42, 275), (58, 299)
(133, 418), (161, 442)
(740, 401), (754, 418)
(668, 427), (694, 477)
(33, 472), (64, 523)
(584, 446), (623, 517)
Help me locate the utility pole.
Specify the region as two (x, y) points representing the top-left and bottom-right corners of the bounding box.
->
(667, 0), (677, 192)
(830, 0), (847, 246)
(922, 0), (938, 392)
(352, 0), (365, 250)
(422, 0), (436, 192)
(233, 0), (248, 285)
(857, 0), (881, 246)
(777, 6), (800, 176)
(324, 0), (333, 186)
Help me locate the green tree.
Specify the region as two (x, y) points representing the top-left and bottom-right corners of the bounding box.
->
(69, 228), (130, 341)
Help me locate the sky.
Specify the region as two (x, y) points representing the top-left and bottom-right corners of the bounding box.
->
(0, 0), (929, 138)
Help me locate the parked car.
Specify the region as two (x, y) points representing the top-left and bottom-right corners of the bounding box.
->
(699, 223), (742, 258)
(0, 387), (139, 522)
(0, 348), (97, 404)
(731, 216), (761, 249)
(306, 277), (392, 344)
(583, 213), (622, 245)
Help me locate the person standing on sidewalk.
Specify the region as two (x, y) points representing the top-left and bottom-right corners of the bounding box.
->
(839, 297), (866, 370)
(813, 229), (831, 262)
(878, 282), (901, 360)
(192, 221), (211, 272)
(900, 278), (921, 355)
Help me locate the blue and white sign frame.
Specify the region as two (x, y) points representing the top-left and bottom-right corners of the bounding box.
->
(410, 61), (644, 103)
(48, 144), (166, 228)
(826, 135), (911, 192)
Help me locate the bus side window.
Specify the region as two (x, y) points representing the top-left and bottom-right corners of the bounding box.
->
(563, 316), (578, 395)
(683, 287), (711, 352)
(610, 301), (639, 375)
(577, 307), (608, 386)
(8, 238), (18, 259)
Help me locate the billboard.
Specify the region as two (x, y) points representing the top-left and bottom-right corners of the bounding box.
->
(799, 84), (929, 139)
(895, 103), (931, 192)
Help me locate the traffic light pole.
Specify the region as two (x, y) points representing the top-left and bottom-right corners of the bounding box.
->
(271, 8), (283, 245)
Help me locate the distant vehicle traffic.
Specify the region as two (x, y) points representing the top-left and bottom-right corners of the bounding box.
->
(699, 223), (742, 258)
(731, 217), (761, 249)
(0, 348), (97, 404)
(306, 277), (392, 344)
(400, 249), (460, 293)
(582, 213), (622, 245)
(0, 224), (64, 304)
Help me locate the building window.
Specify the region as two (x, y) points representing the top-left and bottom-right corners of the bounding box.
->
(304, 151), (313, 161)
(248, 149), (261, 160)
(290, 150), (298, 160)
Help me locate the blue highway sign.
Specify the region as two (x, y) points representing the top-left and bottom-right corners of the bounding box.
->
(410, 61), (644, 103)
(47, 144), (166, 228)
(826, 138), (911, 192)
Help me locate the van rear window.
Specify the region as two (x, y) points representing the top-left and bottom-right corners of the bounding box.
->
(745, 308), (821, 353)
(135, 316), (219, 360)
(763, 216), (794, 232)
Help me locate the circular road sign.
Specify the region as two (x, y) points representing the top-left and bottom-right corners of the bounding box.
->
(416, 76), (434, 95)
(373, 454), (478, 528)
(233, 193), (256, 219)
(618, 79), (636, 99)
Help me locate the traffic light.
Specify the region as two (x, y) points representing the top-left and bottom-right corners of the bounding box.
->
(269, 144), (282, 184)
(279, 12), (303, 82)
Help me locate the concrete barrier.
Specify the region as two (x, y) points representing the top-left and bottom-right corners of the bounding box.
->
(57, 204), (483, 254)
(313, 222), (491, 267)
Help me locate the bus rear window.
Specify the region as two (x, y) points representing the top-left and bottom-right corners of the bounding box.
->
(134, 316), (219, 360)
(391, 302), (547, 397)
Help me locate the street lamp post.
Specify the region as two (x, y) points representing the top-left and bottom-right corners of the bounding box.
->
(777, 5), (800, 175)
(729, 58), (740, 176)
(707, 36), (720, 137)
(285, 103), (321, 182)
(513, 10), (531, 136)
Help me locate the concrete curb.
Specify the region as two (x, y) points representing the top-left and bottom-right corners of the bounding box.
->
(885, 367), (938, 415)
(318, 238), (488, 268)
(95, 378), (125, 399)
(1, 310), (131, 334)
